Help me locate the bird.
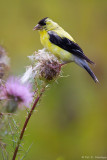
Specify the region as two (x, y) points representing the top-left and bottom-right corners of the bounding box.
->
(33, 17), (98, 82)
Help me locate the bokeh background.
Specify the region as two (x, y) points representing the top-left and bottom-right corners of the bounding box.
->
(0, 0), (107, 160)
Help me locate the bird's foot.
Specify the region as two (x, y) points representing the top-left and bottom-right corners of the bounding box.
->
(46, 63), (66, 69)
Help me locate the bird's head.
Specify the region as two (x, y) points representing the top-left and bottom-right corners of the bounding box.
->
(33, 17), (59, 31)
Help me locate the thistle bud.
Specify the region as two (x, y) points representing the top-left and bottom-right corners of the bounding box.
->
(6, 99), (18, 113)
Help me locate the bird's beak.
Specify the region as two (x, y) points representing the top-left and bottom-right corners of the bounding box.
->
(33, 24), (42, 30)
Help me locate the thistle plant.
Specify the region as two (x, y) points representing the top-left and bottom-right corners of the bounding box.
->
(12, 48), (62, 160)
(0, 47), (63, 160)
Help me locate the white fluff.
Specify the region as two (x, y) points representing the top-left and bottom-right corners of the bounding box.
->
(21, 66), (33, 83)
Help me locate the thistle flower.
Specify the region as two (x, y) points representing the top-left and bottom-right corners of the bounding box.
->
(1, 77), (33, 112)
(21, 48), (62, 83)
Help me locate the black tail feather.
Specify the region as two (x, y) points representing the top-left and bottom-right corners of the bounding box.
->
(74, 56), (98, 83)
(83, 65), (99, 83)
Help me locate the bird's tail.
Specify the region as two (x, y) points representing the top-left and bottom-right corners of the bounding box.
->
(74, 57), (99, 83)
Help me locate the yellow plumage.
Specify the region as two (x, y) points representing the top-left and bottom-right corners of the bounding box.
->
(39, 29), (73, 62)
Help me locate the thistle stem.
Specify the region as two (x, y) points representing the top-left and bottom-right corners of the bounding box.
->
(12, 89), (44, 160)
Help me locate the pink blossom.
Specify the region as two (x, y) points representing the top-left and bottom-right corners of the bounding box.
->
(2, 77), (33, 107)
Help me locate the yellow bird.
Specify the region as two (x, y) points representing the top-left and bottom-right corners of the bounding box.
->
(33, 17), (98, 82)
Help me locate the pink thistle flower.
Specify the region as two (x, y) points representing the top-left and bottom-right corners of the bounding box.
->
(2, 77), (33, 108)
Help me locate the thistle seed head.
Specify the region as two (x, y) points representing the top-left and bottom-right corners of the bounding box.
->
(21, 48), (62, 83)
(40, 59), (61, 80)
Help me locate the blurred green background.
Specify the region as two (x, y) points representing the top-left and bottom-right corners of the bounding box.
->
(0, 0), (107, 159)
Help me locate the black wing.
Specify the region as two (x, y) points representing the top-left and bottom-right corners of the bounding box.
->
(48, 31), (94, 64)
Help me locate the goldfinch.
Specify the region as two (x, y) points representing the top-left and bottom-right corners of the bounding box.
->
(33, 17), (98, 82)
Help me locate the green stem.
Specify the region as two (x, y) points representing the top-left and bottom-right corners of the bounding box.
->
(12, 91), (44, 160)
